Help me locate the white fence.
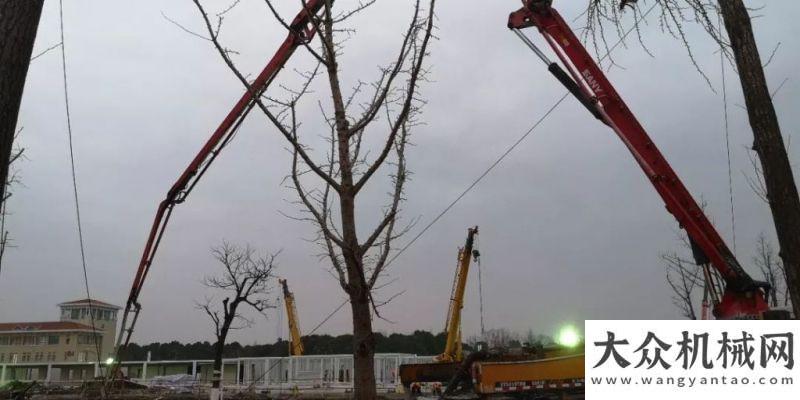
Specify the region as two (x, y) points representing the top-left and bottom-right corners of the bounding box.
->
(0, 353), (435, 392)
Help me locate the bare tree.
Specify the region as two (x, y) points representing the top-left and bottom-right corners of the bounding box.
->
(0, 1), (41, 275)
(0, 129), (24, 276)
(663, 230), (795, 318)
(199, 242), (277, 397)
(0, 1), (42, 211)
(663, 251), (703, 320)
(525, 329), (554, 347)
(583, 0), (800, 318)
(753, 233), (790, 309)
(484, 328), (522, 349)
(186, 1), (437, 398)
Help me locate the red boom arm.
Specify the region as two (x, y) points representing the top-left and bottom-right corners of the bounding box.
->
(114, 0), (326, 355)
(508, 0), (770, 319)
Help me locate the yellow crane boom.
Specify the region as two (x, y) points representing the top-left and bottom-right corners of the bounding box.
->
(438, 226), (478, 362)
(280, 278), (304, 356)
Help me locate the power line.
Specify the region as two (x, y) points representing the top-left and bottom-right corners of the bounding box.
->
(383, 94), (568, 269)
(718, 13), (737, 254)
(384, 3), (658, 271)
(59, 0), (102, 364)
(307, 298), (348, 336)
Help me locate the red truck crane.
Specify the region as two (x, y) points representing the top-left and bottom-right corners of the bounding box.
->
(508, 0), (780, 320)
(112, 0), (327, 360)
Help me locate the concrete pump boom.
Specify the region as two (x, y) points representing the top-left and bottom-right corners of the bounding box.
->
(112, 0), (328, 369)
(508, 0), (779, 319)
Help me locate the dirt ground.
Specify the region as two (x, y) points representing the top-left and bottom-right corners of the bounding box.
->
(27, 395), (409, 400)
(24, 392), (411, 400)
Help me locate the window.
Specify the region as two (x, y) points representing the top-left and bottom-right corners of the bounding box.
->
(23, 336), (36, 346)
(77, 334), (101, 345)
(39, 336), (48, 346)
(11, 354), (18, 364)
(0, 336), (9, 346)
(47, 352), (56, 361)
(71, 309), (79, 319)
(78, 352), (86, 362)
(47, 335), (59, 345)
(34, 352), (43, 362)
(0, 353), (4, 362)
(21, 352), (30, 362)
(11, 337), (22, 346)
(80, 309), (88, 318)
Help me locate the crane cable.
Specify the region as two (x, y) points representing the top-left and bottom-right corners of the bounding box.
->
(473, 235), (485, 338)
(276, 295), (284, 342)
(59, 0), (102, 364)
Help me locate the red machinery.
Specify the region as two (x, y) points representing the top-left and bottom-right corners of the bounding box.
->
(508, 0), (774, 319)
(113, 0), (327, 356)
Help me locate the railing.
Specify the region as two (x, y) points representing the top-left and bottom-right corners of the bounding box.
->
(0, 353), (435, 392)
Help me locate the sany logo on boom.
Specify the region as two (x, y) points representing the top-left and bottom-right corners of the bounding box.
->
(582, 68), (603, 94)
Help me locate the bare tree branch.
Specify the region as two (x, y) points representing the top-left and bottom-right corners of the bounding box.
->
(199, 241), (278, 389)
(663, 251), (702, 320)
(191, 0), (341, 191)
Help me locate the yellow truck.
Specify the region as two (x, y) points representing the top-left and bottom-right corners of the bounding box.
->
(471, 354), (584, 398)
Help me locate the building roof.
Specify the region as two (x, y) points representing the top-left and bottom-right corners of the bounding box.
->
(0, 321), (99, 333)
(58, 298), (122, 310)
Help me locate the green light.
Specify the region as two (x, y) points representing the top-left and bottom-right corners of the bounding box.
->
(106, 357), (115, 365)
(556, 325), (581, 348)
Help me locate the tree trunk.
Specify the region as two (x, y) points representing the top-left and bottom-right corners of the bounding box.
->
(0, 0), (43, 203)
(351, 292), (376, 400)
(718, 0), (800, 317)
(209, 326), (228, 400)
(212, 310), (235, 398)
(340, 192), (377, 400)
(333, 83), (377, 400)
(212, 335), (225, 389)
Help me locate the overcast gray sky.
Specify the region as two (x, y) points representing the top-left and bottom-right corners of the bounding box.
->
(1, 0), (798, 346)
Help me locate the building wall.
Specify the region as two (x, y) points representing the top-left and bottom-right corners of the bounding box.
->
(59, 304), (118, 359)
(0, 332), (102, 364)
(0, 301), (119, 364)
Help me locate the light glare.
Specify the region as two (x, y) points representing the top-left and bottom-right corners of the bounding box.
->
(556, 325), (581, 348)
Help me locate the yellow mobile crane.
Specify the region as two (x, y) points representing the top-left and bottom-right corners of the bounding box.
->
(399, 226), (479, 389)
(436, 226), (479, 362)
(401, 227), (581, 396)
(280, 278), (304, 356)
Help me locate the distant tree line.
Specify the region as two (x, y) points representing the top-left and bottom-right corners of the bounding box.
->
(120, 330), (454, 361)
